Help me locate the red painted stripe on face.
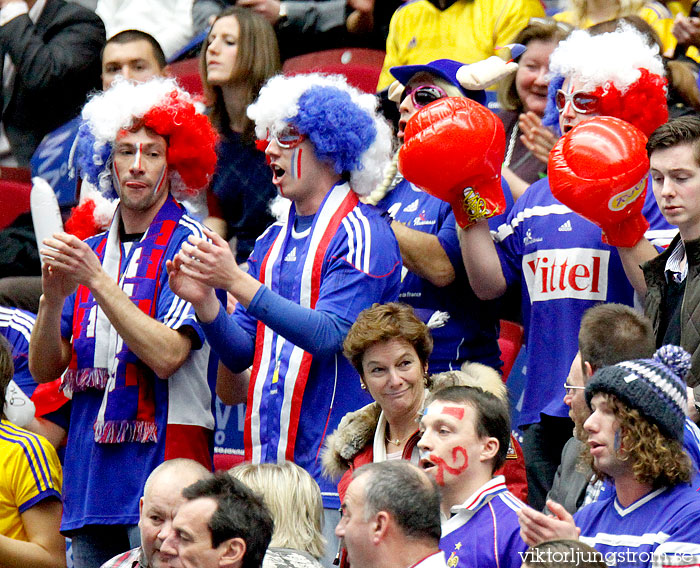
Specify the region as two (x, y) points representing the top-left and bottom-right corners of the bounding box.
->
(441, 406), (465, 420)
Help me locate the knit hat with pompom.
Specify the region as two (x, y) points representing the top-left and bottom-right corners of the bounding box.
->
(585, 345), (689, 442)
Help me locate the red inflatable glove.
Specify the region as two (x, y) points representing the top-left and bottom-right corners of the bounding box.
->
(549, 116), (650, 247)
(398, 97), (506, 229)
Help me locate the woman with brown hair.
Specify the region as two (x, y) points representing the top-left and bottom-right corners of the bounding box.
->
(498, 18), (571, 199)
(202, 6), (281, 264)
(323, 302), (527, 504)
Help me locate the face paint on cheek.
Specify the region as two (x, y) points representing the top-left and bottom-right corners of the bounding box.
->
(290, 147), (302, 180)
(112, 160), (122, 196)
(152, 165), (168, 197)
(614, 430), (622, 452)
(430, 446), (468, 486)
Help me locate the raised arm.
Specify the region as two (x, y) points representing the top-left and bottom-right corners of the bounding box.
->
(29, 264), (75, 383)
(616, 238), (659, 296)
(458, 221), (507, 300)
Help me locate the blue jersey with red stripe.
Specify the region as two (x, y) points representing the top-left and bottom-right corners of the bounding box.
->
(376, 179), (501, 372)
(210, 183), (401, 509)
(440, 476), (527, 568)
(494, 177), (676, 426)
(58, 207), (215, 531)
(574, 483), (700, 567)
(0, 307), (35, 397)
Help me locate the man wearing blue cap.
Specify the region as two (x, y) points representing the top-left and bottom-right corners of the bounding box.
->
(366, 58), (508, 375)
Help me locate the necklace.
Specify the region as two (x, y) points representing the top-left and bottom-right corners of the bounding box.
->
(504, 121), (519, 167)
(385, 428), (413, 446)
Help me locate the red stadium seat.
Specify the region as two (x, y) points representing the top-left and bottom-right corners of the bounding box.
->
(168, 57), (204, 97)
(498, 319), (524, 382)
(282, 48), (386, 93)
(0, 168), (32, 230)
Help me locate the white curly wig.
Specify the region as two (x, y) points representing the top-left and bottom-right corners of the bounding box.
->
(247, 73), (393, 196)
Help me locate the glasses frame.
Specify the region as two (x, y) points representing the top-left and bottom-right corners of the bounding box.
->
(402, 84), (449, 110)
(555, 89), (600, 115)
(265, 124), (306, 149)
(563, 382), (586, 396)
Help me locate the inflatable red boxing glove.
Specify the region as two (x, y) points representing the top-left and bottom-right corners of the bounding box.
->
(549, 116), (650, 247)
(398, 97), (506, 229)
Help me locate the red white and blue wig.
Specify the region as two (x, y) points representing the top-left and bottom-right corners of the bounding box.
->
(542, 25), (668, 137)
(247, 73), (393, 197)
(75, 77), (218, 202)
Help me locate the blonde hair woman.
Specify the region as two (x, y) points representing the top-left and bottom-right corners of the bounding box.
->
(230, 461), (325, 567)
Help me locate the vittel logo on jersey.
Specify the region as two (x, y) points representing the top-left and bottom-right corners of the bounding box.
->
(607, 175), (647, 212)
(523, 248), (610, 302)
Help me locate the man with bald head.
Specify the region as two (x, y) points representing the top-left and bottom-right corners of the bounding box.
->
(101, 458), (212, 568)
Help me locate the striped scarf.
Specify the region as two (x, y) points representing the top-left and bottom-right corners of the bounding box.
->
(63, 195), (184, 443)
(245, 182), (359, 462)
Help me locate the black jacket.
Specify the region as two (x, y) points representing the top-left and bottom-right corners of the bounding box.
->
(0, 0), (105, 165)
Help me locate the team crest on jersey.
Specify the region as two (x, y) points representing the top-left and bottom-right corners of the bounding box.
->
(523, 248), (610, 302)
(447, 542), (461, 568)
(403, 199), (419, 212)
(523, 229), (543, 245)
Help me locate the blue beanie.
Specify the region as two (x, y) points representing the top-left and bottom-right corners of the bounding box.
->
(585, 345), (689, 442)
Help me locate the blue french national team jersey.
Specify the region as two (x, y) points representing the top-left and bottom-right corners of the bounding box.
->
(376, 179), (502, 372)
(439, 476), (527, 568)
(0, 307), (35, 396)
(494, 177), (676, 427)
(58, 204), (215, 532)
(224, 184), (401, 509)
(574, 483), (700, 567)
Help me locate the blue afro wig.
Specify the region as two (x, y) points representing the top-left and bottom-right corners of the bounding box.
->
(73, 121), (118, 200)
(292, 86), (377, 175)
(542, 74), (564, 137)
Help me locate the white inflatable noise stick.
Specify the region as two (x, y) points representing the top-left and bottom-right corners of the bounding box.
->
(31, 176), (63, 265)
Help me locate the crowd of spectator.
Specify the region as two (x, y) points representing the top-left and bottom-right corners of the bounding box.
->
(3, 1), (700, 568)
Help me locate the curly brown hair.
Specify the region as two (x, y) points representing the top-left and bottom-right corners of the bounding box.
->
(343, 303), (433, 380)
(0, 335), (14, 416)
(582, 393), (692, 487)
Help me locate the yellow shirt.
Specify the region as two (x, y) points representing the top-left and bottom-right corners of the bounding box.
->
(554, 3), (673, 50)
(555, 3), (700, 62)
(667, 0), (694, 17)
(377, 0), (545, 91)
(0, 419), (62, 542)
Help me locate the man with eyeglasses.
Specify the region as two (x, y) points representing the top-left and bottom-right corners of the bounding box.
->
(166, 73), (401, 563)
(546, 303), (656, 515)
(409, 25), (676, 511)
(366, 59), (508, 375)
